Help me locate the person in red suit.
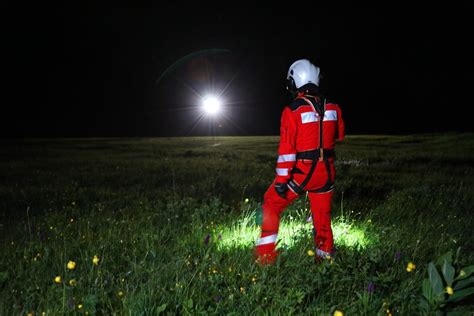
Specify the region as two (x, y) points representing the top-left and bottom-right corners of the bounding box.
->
(255, 59), (345, 264)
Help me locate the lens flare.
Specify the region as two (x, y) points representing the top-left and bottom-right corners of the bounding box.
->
(201, 95), (221, 115)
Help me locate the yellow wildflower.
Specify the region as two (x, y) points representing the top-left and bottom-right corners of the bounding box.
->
(446, 286), (454, 295)
(118, 291), (124, 297)
(27, 313), (33, 316)
(406, 262), (416, 272)
(67, 260), (76, 270)
(307, 250), (315, 257)
(54, 276), (62, 283)
(244, 198), (249, 203)
(240, 287), (245, 293)
(92, 255), (100, 265)
(69, 279), (77, 286)
(327, 256), (334, 265)
(78, 304), (83, 309)
(459, 270), (466, 277)
(334, 310), (344, 316)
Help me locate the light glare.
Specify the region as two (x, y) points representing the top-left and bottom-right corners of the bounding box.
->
(202, 95), (221, 115)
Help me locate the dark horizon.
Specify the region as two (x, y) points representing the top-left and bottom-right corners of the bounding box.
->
(3, 3), (473, 137)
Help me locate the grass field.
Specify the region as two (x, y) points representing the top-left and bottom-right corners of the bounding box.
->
(1, 134), (473, 315)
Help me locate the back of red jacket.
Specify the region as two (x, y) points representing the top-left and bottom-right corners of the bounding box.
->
(275, 93), (345, 183)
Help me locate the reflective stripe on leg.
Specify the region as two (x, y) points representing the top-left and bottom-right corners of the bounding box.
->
(316, 248), (332, 258)
(256, 234), (278, 246)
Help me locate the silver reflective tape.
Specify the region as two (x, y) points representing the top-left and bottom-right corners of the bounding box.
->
(316, 248), (332, 258)
(276, 168), (288, 176)
(301, 111), (318, 124)
(323, 110), (337, 121)
(256, 234), (278, 246)
(277, 154), (296, 163)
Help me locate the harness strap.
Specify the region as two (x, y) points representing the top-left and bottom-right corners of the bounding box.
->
(289, 154), (334, 195)
(308, 159), (334, 193)
(287, 96), (334, 195)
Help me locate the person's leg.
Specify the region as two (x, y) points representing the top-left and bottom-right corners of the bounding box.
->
(255, 182), (298, 264)
(308, 190), (334, 259)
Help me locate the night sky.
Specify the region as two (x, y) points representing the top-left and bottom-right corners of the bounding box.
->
(3, 3), (473, 137)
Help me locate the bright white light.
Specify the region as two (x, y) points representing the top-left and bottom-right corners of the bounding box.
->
(202, 95), (221, 115)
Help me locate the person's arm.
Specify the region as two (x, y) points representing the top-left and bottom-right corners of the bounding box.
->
(336, 105), (345, 141)
(275, 107), (298, 183)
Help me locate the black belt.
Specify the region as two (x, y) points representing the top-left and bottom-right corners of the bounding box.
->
(296, 149), (335, 160)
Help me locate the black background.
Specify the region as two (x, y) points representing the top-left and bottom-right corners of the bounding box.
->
(3, 3), (473, 137)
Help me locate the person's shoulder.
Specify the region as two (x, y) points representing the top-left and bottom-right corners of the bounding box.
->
(325, 97), (342, 109)
(286, 98), (307, 111)
(324, 96), (338, 106)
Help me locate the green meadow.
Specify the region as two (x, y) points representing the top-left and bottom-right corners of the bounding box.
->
(0, 134), (473, 315)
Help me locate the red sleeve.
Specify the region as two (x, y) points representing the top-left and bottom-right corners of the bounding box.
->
(336, 105), (345, 141)
(275, 107), (297, 182)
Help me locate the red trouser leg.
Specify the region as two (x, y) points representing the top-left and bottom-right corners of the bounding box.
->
(255, 182), (298, 264)
(308, 190), (334, 257)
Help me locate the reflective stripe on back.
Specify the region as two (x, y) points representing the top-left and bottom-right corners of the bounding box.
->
(301, 112), (318, 124)
(323, 110), (337, 121)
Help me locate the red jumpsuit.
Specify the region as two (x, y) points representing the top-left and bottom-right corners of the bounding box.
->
(255, 92), (345, 264)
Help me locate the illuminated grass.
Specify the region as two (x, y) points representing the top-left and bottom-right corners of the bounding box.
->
(332, 220), (372, 250)
(1, 135), (472, 315)
(216, 211), (375, 251)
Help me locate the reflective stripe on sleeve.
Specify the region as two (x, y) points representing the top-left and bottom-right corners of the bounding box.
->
(276, 168), (288, 176)
(256, 234), (278, 246)
(277, 154), (296, 163)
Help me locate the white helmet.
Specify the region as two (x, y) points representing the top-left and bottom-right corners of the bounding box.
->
(286, 59), (321, 93)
